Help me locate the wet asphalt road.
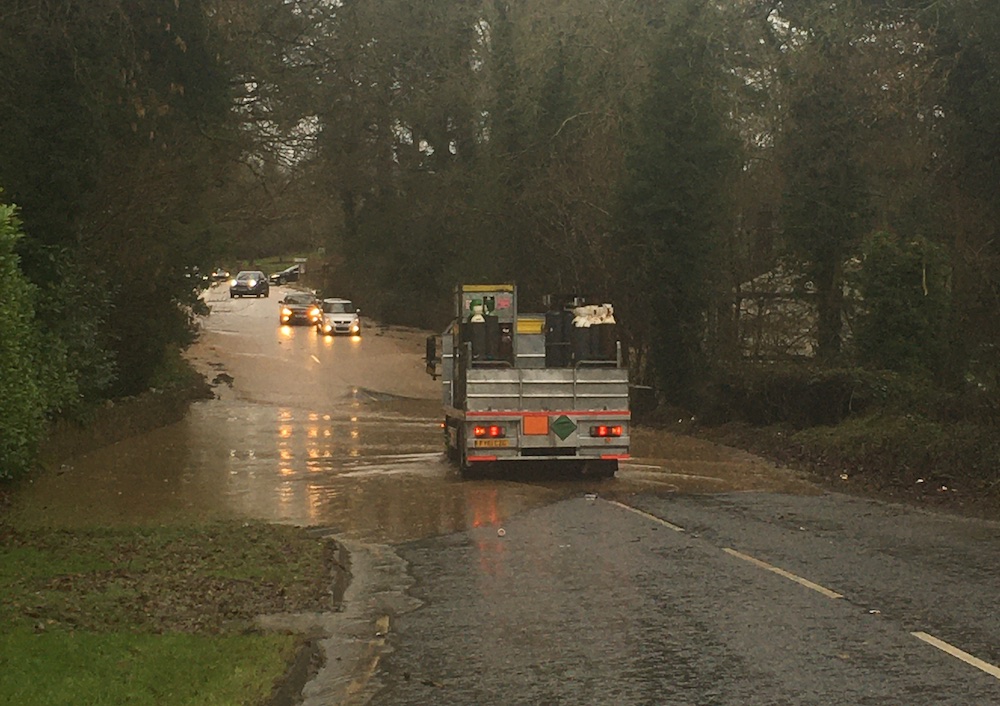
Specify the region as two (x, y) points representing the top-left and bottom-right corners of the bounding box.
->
(13, 282), (1000, 704)
(371, 494), (1000, 705)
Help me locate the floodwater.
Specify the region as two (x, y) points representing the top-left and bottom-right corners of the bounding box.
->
(10, 284), (816, 540)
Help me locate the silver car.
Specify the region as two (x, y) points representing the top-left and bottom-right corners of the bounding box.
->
(318, 298), (361, 336)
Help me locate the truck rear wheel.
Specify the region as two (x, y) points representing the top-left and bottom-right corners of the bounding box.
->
(448, 423), (473, 476)
(444, 419), (459, 462)
(457, 429), (474, 477)
(455, 428), (492, 479)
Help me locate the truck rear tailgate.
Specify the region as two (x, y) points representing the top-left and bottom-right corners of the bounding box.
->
(464, 367), (629, 412)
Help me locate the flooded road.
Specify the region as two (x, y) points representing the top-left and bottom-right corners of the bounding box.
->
(11, 283), (1000, 704)
(13, 282), (814, 538)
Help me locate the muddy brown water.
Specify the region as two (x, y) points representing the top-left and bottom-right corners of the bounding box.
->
(10, 284), (817, 541)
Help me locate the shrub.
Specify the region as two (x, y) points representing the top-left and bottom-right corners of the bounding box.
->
(790, 414), (1000, 491)
(0, 204), (45, 479)
(854, 231), (950, 376)
(699, 361), (951, 428)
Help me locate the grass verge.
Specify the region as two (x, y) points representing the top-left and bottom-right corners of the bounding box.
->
(0, 521), (339, 705)
(695, 414), (1000, 518)
(1, 629), (298, 706)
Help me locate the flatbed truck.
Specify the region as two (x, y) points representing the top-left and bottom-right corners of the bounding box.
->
(426, 284), (630, 477)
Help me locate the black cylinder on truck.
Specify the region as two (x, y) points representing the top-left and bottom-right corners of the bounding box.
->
(484, 314), (501, 360)
(467, 321), (486, 359)
(594, 323), (617, 361)
(571, 324), (593, 363)
(544, 309), (572, 367)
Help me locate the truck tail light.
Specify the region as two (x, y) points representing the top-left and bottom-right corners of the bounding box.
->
(473, 425), (506, 438)
(590, 425), (623, 438)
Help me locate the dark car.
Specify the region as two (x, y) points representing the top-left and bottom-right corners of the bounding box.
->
(269, 265), (300, 285)
(279, 291), (321, 326)
(184, 265), (210, 280)
(229, 270), (270, 298)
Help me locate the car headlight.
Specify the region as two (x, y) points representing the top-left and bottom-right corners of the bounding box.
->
(310, 307), (321, 318)
(230, 279), (238, 286)
(281, 307), (292, 316)
(247, 278), (257, 287)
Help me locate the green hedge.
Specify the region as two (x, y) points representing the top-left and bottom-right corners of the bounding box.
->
(790, 414), (1000, 491)
(699, 362), (952, 428)
(0, 204), (45, 479)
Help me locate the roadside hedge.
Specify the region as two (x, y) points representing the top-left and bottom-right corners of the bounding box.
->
(699, 362), (925, 428)
(691, 360), (1000, 502)
(700, 361), (998, 429)
(0, 203), (45, 479)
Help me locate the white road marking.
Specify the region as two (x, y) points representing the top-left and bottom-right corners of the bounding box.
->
(607, 502), (843, 600)
(311, 355), (321, 364)
(911, 632), (1000, 680)
(606, 500), (685, 532)
(638, 480), (681, 492)
(723, 548), (843, 599)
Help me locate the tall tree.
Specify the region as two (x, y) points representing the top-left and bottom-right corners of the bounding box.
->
(616, 1), (740, 404)
(0, 0), (244, 398)
(933, 0), (1000, 388)
(777, 3), (874, 360)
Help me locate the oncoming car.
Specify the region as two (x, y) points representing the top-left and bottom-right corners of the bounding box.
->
(319, 298), (361, 336)
(229, 270), (269, 298)
(279, 292), (322, 326)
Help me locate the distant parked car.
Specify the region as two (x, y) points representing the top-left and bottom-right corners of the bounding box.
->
(184, 266), (209, 284)
(229, 270), (269, 298)
(279, 291), (322, 326)
(269, 265), (300, 285)
(318, 298), (361, 336)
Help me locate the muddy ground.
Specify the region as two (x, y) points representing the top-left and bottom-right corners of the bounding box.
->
(688, 420), (1000, 521)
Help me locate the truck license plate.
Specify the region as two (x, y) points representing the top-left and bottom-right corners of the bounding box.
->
(474, 439), (509, 448)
